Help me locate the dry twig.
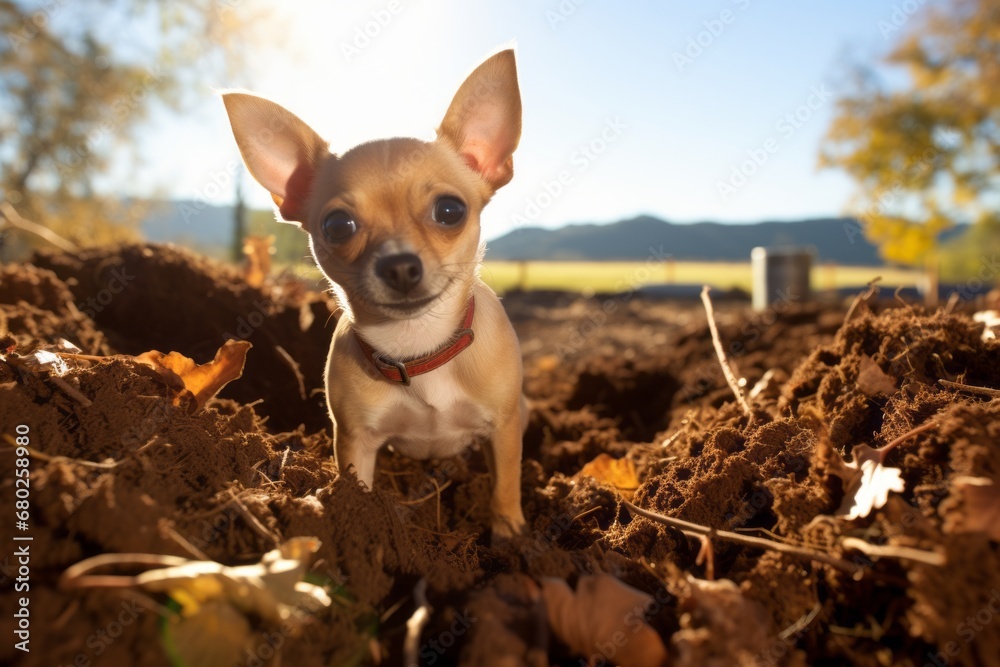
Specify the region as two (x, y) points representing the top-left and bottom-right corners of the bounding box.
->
(228, 490), (279, 546)
(48, 376), (93, 406)
(842, 277), (881, 328)
(699, 286), (752, 417)
(404, 579), (431, 667)
(275, 345), (307, 401)
(2, 435), (120, 469)
(695, 534), (715, 581)
(875, 421), (938, 462)
(624, 499), (855, 573)
(0, 202), (78, 253)
(779, 602), (822, 641)
(938, 378), (1000, 399)
(623, 499), (942, 576)
(398, 479), (453, 506)
(840, 537), (945, 567)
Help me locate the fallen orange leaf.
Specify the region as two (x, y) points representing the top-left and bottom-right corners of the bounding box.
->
(540, 574), (668, 667)
(577, 453), (640, 500)
(535, 354), (560, 373)
(134, 339), (252, 412)
(242, 234), (275, 288)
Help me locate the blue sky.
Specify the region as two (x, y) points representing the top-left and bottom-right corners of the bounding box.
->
(119, 0), (932, 240)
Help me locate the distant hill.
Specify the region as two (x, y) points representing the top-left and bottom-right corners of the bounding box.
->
(486, 215), (965, 265)
(138, 203), (965, 266)
(141, 199), (235, 254)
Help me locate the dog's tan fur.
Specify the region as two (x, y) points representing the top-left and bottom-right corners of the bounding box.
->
(222, 50), (526, 537)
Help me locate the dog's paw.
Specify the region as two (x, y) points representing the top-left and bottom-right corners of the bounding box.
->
(490, 513), (526, 546)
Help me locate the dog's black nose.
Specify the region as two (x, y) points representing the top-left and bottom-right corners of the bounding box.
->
(375, 253), (423, 294)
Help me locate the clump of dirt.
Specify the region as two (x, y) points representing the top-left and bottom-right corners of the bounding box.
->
(29, 244), (338, 432)
(1, 244), (998, 667)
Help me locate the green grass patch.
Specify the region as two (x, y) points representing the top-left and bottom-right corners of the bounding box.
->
(478, 261), (923, 294)
(274, 259), (923, 294)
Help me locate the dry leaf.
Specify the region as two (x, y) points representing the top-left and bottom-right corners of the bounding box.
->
(535, 354), (560, 373)
(577, 453), (640, 500)
(138, 537), (330, 626)
(19, 349), (70, 375)
(162, 598), (255, 667)
(942, 476), (1000, 541)
(540, 574), (668, 667)
(836, 444), (905, 520)
(7, 339), (85, 376)
(134, 339), (251, 411)
(857, 354), (896, 398)
(242, 234), (275, 288)
(672, 577), (772, 666)
(64, 536), (331, 667)
(973, 310), (1000, 341)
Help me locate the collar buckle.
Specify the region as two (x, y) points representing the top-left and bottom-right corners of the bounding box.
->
(386, 358), (411, 386)
(354, 296), (476, 386)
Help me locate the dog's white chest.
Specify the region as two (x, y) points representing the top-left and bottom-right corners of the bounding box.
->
(377, 368), (491, 459)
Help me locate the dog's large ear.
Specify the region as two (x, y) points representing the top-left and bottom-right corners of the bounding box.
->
(222, 92), (329, 224)
(438, 49), (522, 192)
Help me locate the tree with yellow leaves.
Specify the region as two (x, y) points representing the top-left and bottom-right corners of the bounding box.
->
(0, 1), (269, 253)
(822, 0), (1000, 301)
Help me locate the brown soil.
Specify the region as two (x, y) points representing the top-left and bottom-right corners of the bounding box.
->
(1, 243), (998, 667)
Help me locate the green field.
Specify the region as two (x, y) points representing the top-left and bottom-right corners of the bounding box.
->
(478, 261), (924, 294)
(280, 259), (924, 294)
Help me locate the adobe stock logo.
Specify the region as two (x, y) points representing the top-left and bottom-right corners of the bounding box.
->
(672, 0), (753, 73)
(340, 0), (407, 62)
(716, 84), (831, 202)
(77, 266), (136, 319)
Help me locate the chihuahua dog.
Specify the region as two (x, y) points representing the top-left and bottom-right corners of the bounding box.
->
(222, 50), (526, 537)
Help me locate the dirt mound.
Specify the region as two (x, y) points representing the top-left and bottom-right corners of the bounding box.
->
(1, 245), (998, 666)
(29, 244), (338, 432)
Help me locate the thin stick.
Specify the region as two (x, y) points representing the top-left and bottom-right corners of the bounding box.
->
(164, 526), (211, 561)
(840, 537), (945, 567)
(432, 477), (443, 533)
(779, 602), (822, 641)
(398, 479), (454, 506)
(875, 421), (937, 462)
(403, 579), (431, 667)
(700, 286), (752, 417)
(60, 553), (190, 590)
(2, 435), (120, 469)
(275, 345), (307, 401)
(0, 201), (78, 253)
(624, 499), (860, 575)
(748, 369), (776, 401)
(842, 277), (881, 328)
(49, 376), (93, 406)
(228, 490), (279, 546)
(276, 447), (290, 481)
(56, 352), (107, 362)
(570, 506), (602, 525)
(695, 534), (715, 581)
(626, 500), (943, 576)
(938, 379), (1000, 399)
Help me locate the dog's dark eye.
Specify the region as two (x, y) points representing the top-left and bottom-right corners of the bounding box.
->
(322, 210), (357, 243)
(432, 196), (467, 226)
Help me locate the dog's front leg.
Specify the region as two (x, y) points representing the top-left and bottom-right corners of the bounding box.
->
(483, 409), (527, 539)
(334, 425), (378, 489)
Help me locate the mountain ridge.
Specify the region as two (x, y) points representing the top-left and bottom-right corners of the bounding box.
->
(485, 214), (970, 265)
(140, 203), (963, 266)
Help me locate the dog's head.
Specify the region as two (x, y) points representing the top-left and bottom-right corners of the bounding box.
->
(222, 50), (521, 323)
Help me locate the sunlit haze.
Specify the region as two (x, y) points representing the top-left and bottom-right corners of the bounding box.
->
(121, 0), (926, 240)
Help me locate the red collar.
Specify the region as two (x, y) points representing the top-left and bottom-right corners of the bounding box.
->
(354, 297), (476, 386)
